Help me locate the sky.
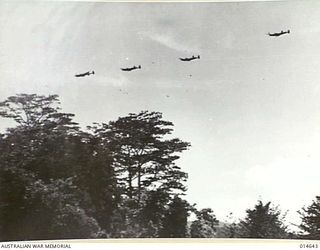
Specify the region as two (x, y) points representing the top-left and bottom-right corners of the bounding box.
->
(1, 0), (320, 230)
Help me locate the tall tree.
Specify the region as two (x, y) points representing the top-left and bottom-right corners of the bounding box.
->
(66, 131), (118, 235)
(298, 196), (320, 239)
(0, 94), (108, 240)
(0, 94), (80, 181)
(238, 200), (289, 239)
(0, 94), (78, 131)
(0, 95), (192, 239)
(90, 111), (190, 203)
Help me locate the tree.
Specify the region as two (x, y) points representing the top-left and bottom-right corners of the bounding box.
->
(0, 94), (78, 133)
(74, 132), (119, 235)
(0, 94), (192, 239)
(89, 111), (191, 237)
(137, 189), (170, 237)
(23, 178), (106, 239)
(216, 213), (240, 238)
(0, 94), (110, 240)
(0, 158), (36, 240)
(298, 196), (320, 239)
(90, 111), (190, 204)
(190, 208), (219, 238)
(160, 196), (191, 238)
(238, 201), (289, 239)
(0, 94), (80, 181)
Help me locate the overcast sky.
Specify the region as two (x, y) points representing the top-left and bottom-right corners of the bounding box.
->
(1, 1), (320, 230)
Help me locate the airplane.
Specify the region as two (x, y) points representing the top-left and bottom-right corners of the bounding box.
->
(179, 55), (200, 61)
(268, 30), (290, 37)
(75, 71), (95, 77)
(121, 65), (141, 71)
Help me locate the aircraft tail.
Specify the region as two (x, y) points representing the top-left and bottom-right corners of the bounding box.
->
(92, 71), (95, 74)
(198, 55), (200, 59)
(138, 65), (141, 69)
(287, 30), (290, 34)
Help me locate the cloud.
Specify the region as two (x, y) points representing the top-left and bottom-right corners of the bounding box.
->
(140, 31), (200, 54)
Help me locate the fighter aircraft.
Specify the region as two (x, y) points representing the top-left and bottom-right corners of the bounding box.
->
(179, 55), (200, 61)
(268, 30), (290, 37)
(121, 65), (141, 71)
(75, 71), (95, 77)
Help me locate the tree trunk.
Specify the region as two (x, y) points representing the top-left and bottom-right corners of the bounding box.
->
(137, 164), (141, 204)
(128, 167), (133, 199)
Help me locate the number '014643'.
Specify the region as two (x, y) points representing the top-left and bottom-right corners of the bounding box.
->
(300, 244), (319, 249)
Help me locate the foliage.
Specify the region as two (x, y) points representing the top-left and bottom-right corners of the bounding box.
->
(0, 94), (191, 240)
(298, 196), (320, 239)
(238, 201), (289, 239)
(1, 93), (306, 240)
(160, 196), (191, 238)
(0, 94), (106, 240)
(25, 178), (106, 239)
(215, 213), (241, 238)
(190, 208), (219, 238)
(89, 111), (190, 203)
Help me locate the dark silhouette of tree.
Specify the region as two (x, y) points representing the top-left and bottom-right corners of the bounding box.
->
(238, 201), (289, 239)
(298, 196), (320, 239)
(137, 189), (170, 237)
(190, 208), (219, 238)
(74, 132), (119, 235)
(160, 196), (191, 238)
(0, 94), (78, 131)
(0, 94), (80, 181)
(23, 178), (106, 239)
(0, 94), (192, 240)
(89, 111), (190, 204)
(0, 94), (107, 240)
(88, 111), (191, 237)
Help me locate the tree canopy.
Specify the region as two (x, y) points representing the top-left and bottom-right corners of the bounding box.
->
(238, 201), (289, 239)
(0, 94), (191, 240)
(190, 208), (219, 238)
(89, 111), (190, 203)
(298, 196), (320, 239)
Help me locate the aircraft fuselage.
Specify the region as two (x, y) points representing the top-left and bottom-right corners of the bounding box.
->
(75, 71), (94, 77)
(121, 65), (141, 71)
(179, 55), (200, 61)
(268, 30), (290, 37)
